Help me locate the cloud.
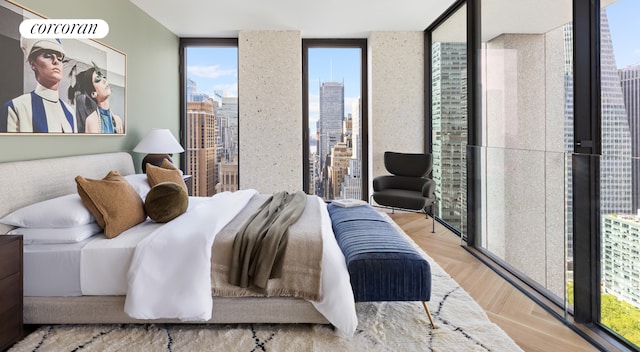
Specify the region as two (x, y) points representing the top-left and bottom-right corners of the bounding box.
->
(213, 83), (238, 97)
(187, 65), (236, 79)
(197, 83), (238, 100)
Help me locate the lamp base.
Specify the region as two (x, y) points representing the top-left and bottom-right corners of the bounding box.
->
(141, 154), (172, 173)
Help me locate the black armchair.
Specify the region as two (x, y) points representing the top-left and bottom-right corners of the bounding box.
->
(372, 152), (437, 232)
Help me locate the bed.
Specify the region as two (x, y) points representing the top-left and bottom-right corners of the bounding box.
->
(0, 152), (357, 335)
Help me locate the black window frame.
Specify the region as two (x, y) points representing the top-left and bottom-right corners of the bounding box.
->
(425, 0), (636, 350)
(302, 39), (369, 200)
(179, 38), (239, 190)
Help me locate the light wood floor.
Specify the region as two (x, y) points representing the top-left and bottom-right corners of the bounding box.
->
(388, 211), (601, 352)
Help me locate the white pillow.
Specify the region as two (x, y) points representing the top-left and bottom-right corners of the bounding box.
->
(124, 174), (151, 199)
(8, 223), (103, 244)
(0, 194), (95, 228)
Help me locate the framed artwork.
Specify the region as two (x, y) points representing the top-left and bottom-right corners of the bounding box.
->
(0, 0), (126, 134)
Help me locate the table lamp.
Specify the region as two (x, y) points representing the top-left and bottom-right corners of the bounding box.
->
(133, 128), (184, 172)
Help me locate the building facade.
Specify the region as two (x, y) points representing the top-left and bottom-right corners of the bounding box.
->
(602, 214), (640, 309)
(431, 41), (467, 230)
(317, 81), (344, 199)
(185, 100), (218, 197)
(619, 64), (640, 212)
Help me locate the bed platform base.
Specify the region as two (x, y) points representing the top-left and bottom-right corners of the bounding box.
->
(24, 296), (329, 325)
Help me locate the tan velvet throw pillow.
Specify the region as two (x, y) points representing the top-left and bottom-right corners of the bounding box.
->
(144, 181), (189, 223)
(75, 171), (147, 239)
(145, 159), (188, 194)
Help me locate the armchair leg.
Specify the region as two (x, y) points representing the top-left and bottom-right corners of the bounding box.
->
(432, 216), (435, 233)
(425, 204), (435, 233)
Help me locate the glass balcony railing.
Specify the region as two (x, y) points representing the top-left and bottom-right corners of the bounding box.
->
(456, 145), (640, 347)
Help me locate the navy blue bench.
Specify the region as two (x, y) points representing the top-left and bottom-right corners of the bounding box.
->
(327, 203), (435, 328)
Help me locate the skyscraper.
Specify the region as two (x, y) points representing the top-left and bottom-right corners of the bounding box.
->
(318, 81), (344, 198)
(619, 65), (640, 212)
(216, 96), (239, 164)
(600, 10), (633, 215)
(319, 82), (344, 167)
(598, 9), (636, 311)
(602, 214), (640, 309)
(340, 98), (363, 200)
(215, 96), (239, 193)
(186, 100), (217, 197)
(431, 41), (467, 230)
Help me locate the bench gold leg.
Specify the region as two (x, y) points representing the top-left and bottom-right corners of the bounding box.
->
(422, 301), (437, 329)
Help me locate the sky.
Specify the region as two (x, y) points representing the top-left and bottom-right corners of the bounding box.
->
(186, 47), (361, 133)
(186, 46), (238, 98)
(605, 0), (640, 69)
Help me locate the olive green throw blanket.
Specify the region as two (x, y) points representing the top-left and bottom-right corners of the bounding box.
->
(230, 190), (307, 288)
(211, 192), (323, 301)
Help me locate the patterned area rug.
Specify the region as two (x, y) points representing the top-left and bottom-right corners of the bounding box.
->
(10, 214), (523, 352)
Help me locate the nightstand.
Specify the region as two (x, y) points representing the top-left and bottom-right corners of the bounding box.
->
(0, 235), (23, 351)
(182, 175), (193, 196)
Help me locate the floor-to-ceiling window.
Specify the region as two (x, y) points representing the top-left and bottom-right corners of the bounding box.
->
(478, 0), (573, 307)
(302, 40), (368, 201)
(425, 0), (640, 348)
(180, 39), (238, 197)
(427, 0), (640, 349)
(428, 2), (468, 235)
(599, 0), (640, 346)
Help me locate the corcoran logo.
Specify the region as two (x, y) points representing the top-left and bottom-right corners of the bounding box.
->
(19, 19), (109, 39)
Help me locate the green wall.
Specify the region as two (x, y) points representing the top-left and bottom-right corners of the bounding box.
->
(1, 0), (179, 171)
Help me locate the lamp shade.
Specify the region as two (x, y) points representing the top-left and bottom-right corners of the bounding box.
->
(133, 128), (184, 154)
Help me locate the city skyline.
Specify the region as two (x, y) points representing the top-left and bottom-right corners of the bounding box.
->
(186, 47), (362, 136)
(307, 48), (361, 134)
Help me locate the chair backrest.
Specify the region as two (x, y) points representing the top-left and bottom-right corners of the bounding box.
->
(384, 151), (432, 177)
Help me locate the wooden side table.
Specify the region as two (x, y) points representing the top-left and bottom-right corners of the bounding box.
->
(0, 235), (23, 351)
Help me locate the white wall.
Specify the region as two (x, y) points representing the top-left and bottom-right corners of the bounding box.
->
(368, 32), (425, 186)
(238, 31), (303, 193)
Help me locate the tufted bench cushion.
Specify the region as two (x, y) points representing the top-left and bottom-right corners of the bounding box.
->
(327, 203), (431, 302)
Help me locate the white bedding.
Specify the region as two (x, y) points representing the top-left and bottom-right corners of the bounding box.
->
(81, 220), (163, 295)
(23, 190), (358, 336)
(124, 189), (258, 321)
(80, 197), (218, 295)
(311, 195), (357, 335)
(23, 238), (91, 296)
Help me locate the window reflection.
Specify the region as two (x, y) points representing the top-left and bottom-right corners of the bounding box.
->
(430, 4), (468, 234)
(479, 0), (573, 308)
(600, 0), (640, 346)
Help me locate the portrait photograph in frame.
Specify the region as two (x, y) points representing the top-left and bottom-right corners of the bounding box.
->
(0, 0), (126, 134)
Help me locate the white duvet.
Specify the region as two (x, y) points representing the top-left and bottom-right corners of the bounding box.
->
(81, 189), (358, 335)
(124, 189), (257, 321)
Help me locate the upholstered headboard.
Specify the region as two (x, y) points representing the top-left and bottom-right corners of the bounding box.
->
(0, 152), (135, 234)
